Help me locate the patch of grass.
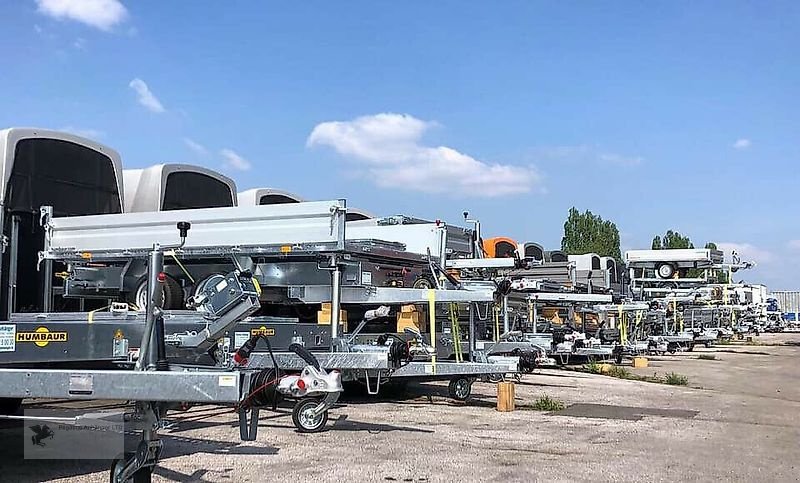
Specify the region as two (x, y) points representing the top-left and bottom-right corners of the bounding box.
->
(664, 372), (689, 386)
(584, 360), (602, 374)
(530, 394), (566, 411)
(606, 365), (632, 379)
(716, 339), (732, 345)
(697, 354), (717, 361)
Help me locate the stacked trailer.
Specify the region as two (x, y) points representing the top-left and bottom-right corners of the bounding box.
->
(506, 291), (619, 364)
(0, 128), (125, 317)
(0, 200), (518, 481)
(35, 201), (518, 388)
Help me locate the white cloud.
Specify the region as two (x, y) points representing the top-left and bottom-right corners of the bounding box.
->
(128, 78), (165, 113)
(531, 145), (643, 167)
(36, 0), (128, 31)
(599, 153), (643, 166)
(307, 113), (540, 197)
(183, 138), (209, 157)
(787, 240), (800, 251)
(716, 242), (773, 264)
(732, 138), (751, 150)
(58, 126), (103, 139)
(220, 149), (252, 171)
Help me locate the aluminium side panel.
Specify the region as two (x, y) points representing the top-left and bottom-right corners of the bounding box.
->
(43, 200), (346, 255)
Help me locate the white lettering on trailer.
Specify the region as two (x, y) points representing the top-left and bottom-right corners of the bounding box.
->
(0, 325), (16, 352)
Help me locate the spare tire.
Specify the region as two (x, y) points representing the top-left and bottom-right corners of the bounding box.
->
(656, 263), (676, 279)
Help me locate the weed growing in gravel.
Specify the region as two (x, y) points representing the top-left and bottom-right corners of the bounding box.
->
(606, 365), (632, 379)
(530, 394), (566, 411)
(584, 361), (602, 374)
(697, 354), (717, 361)
(665, 372), (689, 386)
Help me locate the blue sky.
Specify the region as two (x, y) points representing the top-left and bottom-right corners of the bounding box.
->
(1, 1), (798, 289)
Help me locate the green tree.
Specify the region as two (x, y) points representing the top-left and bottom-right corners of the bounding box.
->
(561, 207), (622, 261)
(651, 230), (694, 250)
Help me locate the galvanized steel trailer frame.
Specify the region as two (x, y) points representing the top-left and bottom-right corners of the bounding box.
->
(31, 200), (517, 380)
(0, 203), (514, 481)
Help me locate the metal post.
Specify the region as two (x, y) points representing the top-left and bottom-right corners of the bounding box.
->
(533, 302), (538, 333)
(468, 302), (475, 362)
(329, 256), (342, 343)
(7, 215), (20, 318)
(502, 295), (509, 334)
(42, 260), (53, 312)
(136, 246), (164, 371)
(437, 225), (447, 270)
(528, 299), (535, 334)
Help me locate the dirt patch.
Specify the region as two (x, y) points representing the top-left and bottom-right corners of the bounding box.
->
(552, 403), (699, 421)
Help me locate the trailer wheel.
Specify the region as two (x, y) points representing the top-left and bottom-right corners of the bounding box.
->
(448, 377), (472, 401)
(292, 398), (328, 433)
(656, 263), (676, 279)
(132, 276), (184, 310)
(486, 373), (503, 384)
(0, 398), (21, 415)
(110, 454), (152, 483)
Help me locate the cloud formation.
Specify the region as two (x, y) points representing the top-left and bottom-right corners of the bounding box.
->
(128, 78), (165, 113)
(36, 0), (128, 31)
(530, 145), (643, 167)
(598, 153), (643, 166)
(732, 138), (751, 150)
(220, 149), (252, 171)
(183, 138), (209, 157)
(307, 113), (540, 197)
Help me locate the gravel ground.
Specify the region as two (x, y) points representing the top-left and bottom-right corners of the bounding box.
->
(1, 333), (799, 482)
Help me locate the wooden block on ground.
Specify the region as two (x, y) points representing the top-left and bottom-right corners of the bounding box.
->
(496, 381), (515, 412)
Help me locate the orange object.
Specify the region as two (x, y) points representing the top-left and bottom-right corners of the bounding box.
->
(482, 237), (518, 258)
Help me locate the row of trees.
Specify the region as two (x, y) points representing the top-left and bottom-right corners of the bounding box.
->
(560, 208), (718, 264)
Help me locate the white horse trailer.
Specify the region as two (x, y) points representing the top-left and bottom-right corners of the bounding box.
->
(0, 128), (124, 316)
(238, 187), (306, 206)
(124, 164), (236, 212)
(237, 188), (376, 221)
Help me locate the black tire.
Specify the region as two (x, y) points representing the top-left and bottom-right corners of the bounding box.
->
(130, 276), (184, 310)
(0, 398), (21, 415)
(110, 454), (152, 483)
(448, 377), (472, 401)
(615, 352), (623, 365)
(412, 276), (434, 290)
(292, 398), (328, 433)
(487, 373), (503, 384)
(686, 343), (694, 352)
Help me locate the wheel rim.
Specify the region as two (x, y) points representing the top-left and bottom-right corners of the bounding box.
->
(455, 379), (469, 398)
(135, 283), (149, 310)
(299, 403), (324, 430)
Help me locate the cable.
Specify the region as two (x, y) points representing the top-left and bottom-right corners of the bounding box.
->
(168, 251), (196, 284)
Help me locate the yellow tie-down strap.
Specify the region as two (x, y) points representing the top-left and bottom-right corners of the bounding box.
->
(427, 289), (437, 374)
